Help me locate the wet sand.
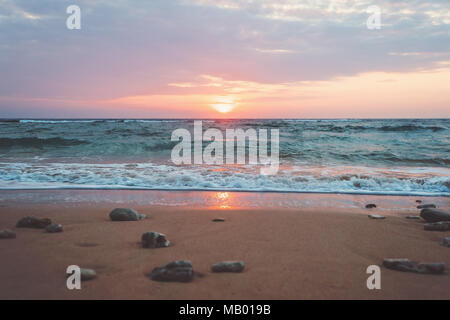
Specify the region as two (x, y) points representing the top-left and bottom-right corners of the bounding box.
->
(0, 191), (449, 300)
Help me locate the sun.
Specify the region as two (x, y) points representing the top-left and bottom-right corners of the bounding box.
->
(210, 96), (236, 113)
(211, 103), (234, 113)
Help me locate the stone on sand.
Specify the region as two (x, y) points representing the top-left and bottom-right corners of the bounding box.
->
(45, 224), (63, 233)
(150, 260), (194, 282)
(416, 263), (445, 275)
(424, 221), (450, 231)
(383, 259), (445, 274)
(365, 204), (377, 209)
(211, 261), (245, 273)
(442, 237), (450, 248)
(417, 204), (436, 209)
(420, 208), (450, 222)
(109, 208), (143, 221)
(406, 215), (421, 220)
(368, 214), (385, 220)
(383, 259), (415, 272)
(80, 268), (97, 281)
(16, 216), (52, 229)
(141, 231), (170, 248)
(212, 218), (225, 222)
(0, 229), (16, 239)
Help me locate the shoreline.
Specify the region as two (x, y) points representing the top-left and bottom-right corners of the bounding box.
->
(0, 187), (448, 197)
(0, 190), (449, 299)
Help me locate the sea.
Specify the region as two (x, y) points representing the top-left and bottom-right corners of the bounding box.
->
(0, 119), (448, 196)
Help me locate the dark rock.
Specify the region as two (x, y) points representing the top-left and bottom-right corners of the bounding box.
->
(383, 259), (445, 274)
(406, 215), (421, 220)
(420, 208), (450, 222)
(383, 258), (415, 272)
(212, 218), (225, 222)
(141, 231), (170, 248)
(417, 204), (436, 209)
(416, 200), (422, 203)
(365, 204), (377, 209)
(109, 208), (140, 221)
(211, 261), (245, 273)
(368, 214), (385, 220)
(0, 229), (16, 239)
(424, 221), (450, 231)
(150, 260), (194, 282)
(442, 237), (450, 248)
(416, 263), (445, 275)
(80, 268), (97, 281)
(16, 216), (52, 229)
(45, 224), (63, 233)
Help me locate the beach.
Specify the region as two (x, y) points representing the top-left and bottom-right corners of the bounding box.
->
(0, 190), (449, 300)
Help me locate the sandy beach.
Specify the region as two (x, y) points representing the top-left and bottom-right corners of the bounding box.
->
(0, 190), (449, 300)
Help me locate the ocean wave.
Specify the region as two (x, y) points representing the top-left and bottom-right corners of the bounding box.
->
(379, 124), (446, 132)
(0, 162), (448, 196)
(0, 137), (88, 148)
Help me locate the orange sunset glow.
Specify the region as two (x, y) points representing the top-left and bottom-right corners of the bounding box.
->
(1, 1), (449, 118)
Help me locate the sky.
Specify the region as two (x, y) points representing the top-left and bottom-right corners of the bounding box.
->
(0, 0), (449, 118)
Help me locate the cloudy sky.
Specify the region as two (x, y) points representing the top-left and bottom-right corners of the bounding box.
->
(0, 0), (449, 118)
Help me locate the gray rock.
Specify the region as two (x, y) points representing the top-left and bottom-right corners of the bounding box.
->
(416, 200), (422, 203)
(417, 204), (436, 209)
(406, 215), (421, 220)
(365, 204), (377, 209)
(45, 224), (63, 233)
(109, 208), (140, 221)
(80, 268), (97, 281)
(383, 258), (415, 272)
(150, 260), (194, 282)
(211, 261), (245, 273)
(141, 231), (170, 248)
(139, 214), (147, 220)
(212, 218), (225, 222)
(424, 221), (450, 231)
(420, 208), (450, 222)
(416, 263), (445, 275)
(0, 229), (16, 239)
(368, 214), (385, 220)
(383, 259), (445, 274)
(16, 216), (52, 229)
(442, 237), (450, 248)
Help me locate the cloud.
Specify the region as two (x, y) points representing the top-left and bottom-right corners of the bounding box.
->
(0, 0), (449, 117)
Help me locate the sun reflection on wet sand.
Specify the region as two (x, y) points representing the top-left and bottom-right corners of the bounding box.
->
(212, 191), (233, 209)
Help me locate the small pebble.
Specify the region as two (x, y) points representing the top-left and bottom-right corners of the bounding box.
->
(368, 214), (385, 220)
(0, 229), (16, 239)
(211, 261), (245, 273)
(442, 237), (450, 248)
(150, 260), (194, 282)
(16, 216), (52, 229)
(45, 224), (63, 233)
(406, 215), (421, 220)
(141, 231), (170, 248)
(365, 204), (377, 209)
(212, 218), (225, 222)
(417, 204), (436, 209)
(416, 200), (422, 203)
(416, 263), (445, 275)
(424, 221), (450, 231)
(80, 268), (97, 281)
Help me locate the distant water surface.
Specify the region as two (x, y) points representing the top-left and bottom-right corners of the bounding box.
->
(0, 119), (448, 196)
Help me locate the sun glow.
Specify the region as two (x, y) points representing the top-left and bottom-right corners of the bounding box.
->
(210, 96), (236, 113)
